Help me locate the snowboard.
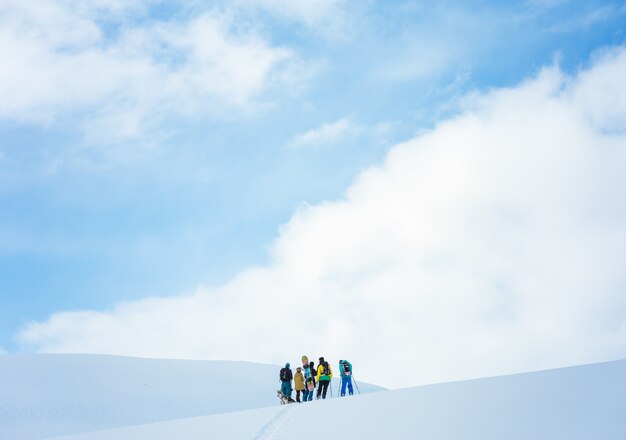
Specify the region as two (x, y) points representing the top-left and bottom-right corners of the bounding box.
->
(277, 389), (296, 405)
(307, 380), (314, 392)
(302, 355), (309, 367)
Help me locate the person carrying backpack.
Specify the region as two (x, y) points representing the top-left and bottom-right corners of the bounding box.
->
(316, 357), (332, 399)
(294, 367), (305, 402)
(339, 359), (354, 396)
(303, 361), (315, 402)
(279, 363), (293, 399)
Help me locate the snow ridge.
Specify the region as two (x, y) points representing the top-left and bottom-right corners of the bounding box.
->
(0, 354), (383, 440)
(47, 358), (626, 440)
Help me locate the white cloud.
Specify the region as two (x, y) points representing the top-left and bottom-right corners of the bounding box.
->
(289, 117), (363, 148)
(572, 46), (626, 134)
(289, 117), (400, 150)
(17, 47), (626, 389)
(0, 1), (297, 142)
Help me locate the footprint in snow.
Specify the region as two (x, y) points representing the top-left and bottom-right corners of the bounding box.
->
(252, 405), (299, 440)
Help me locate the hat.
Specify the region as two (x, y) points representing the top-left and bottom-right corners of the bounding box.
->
(319, 356), (325, 362)
(297, 367), (301, 370)
(286, 363), (290, 367)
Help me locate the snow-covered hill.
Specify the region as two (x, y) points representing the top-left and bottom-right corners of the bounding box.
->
(47, 358), (626, 440)
(0, 354), (383, 440)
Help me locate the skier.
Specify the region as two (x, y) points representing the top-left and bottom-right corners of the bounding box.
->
(339, 359), (354, 396)
(294, 367), (305, 403)
(303, 361), (315, 402)
(279, 363), (293, 399)
(316, 357), (332, 399)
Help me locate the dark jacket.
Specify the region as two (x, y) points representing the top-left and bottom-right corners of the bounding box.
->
(280, 367), (293, 382)
(304, 363), (316, 386)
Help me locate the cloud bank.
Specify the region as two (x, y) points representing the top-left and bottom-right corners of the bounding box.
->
(18, 47), (626, 389)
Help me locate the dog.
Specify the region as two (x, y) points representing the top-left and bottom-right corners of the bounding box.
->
(277, 389), (296, 405)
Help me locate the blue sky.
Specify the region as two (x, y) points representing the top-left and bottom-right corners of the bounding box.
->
(1, 1), (626, 385)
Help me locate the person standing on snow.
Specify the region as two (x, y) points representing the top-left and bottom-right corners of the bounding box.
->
(339, 359), (354, 396)
(279, 363), (293, 399)
(316, 357), (332, 399)
(303, 361), (315, 402)
(294, 367), (305, 402)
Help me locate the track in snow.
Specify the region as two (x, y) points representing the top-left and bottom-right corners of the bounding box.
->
(252, 404), (299, 440)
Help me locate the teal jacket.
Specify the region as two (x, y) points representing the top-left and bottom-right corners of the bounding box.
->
(339, 360), (353, 377)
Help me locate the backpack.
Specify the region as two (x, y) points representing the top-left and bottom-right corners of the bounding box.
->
(321, 362), (330, 376)
(342, 362), (351, 375)
(280, 368), (289, 381)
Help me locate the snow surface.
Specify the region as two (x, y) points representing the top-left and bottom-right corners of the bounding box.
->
(0, 354), (383, 440)
(47, 358), (626, 440)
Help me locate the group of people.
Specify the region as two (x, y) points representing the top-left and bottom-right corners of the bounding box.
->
(279, 356), (354, 402)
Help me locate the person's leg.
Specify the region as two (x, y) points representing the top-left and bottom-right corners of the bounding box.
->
(321, 380), (329, 399)
(287, 382), (293, 398)
(347, 377), (354, 395)
(281, 381), (288, 396)
(316, 382), (322, 399)
(296, 390), (301, 402)
(341, 377), (347, 396)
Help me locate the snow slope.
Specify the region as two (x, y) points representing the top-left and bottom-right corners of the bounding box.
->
(49, 358), (626, 440)
(0, 354), (383, 440)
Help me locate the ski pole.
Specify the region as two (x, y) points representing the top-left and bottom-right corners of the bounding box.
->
(330, 380), (333, 398)
(352, 375), (361, 395)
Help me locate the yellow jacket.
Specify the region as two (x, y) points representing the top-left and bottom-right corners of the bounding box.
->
(316, 363), (333, 381)
(294, 371), (305, 390)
